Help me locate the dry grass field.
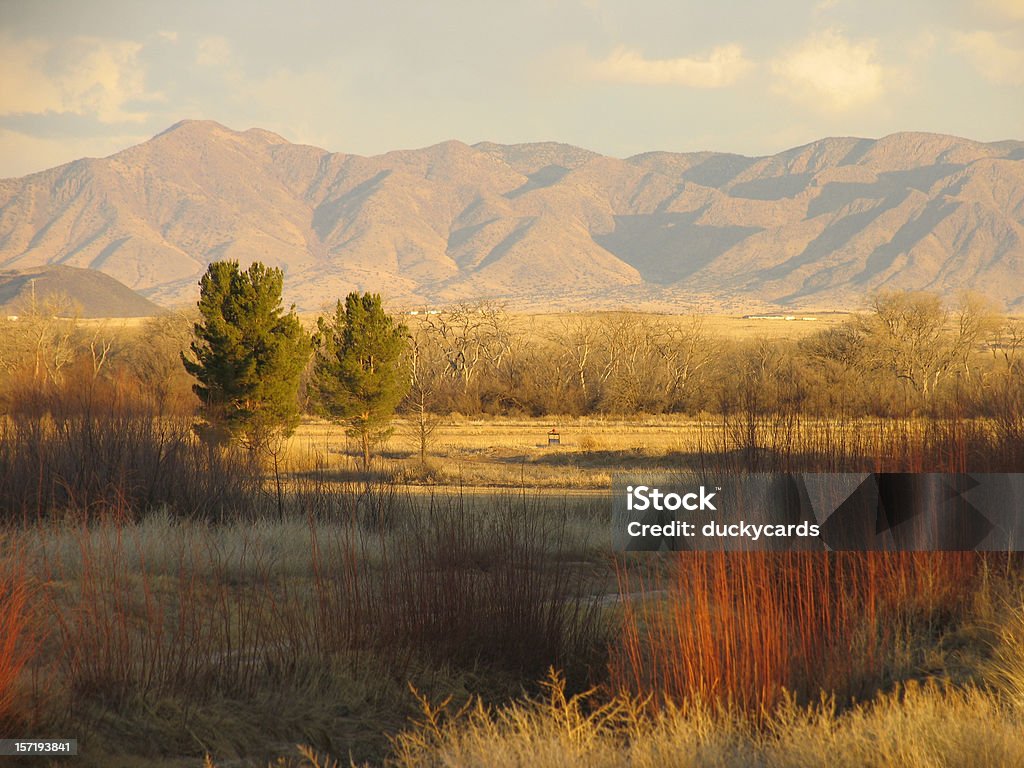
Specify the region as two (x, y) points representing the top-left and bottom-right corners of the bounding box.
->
(3, 306), (1024, 767)
(284, 411), (1008, 489)
(283, 415), (714, 489)
(505, 310), (854, 340)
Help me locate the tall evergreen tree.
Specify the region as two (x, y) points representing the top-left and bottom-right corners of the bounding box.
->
(311, 293), (410, 470)
(182, 261), (311, 448)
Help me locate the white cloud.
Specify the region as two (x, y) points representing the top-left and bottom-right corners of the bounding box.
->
(953, 30), (1024, 85)
(771, 29), (887, 112)
(587, 44), (753, 88)
(0, 35), (157, 123)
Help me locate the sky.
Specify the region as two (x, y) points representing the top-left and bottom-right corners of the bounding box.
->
(0, 0), (1022, 178)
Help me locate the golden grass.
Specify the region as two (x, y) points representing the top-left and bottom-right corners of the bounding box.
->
(20, 511), (388, 582)
(205, 678), (1024, 767)
(502, 310), (854, 341)
(282, 413), (1014, 490)
(278, 415), (712, 489)
(377, 670), (1024, 768)
(988, 600), (1024, 710)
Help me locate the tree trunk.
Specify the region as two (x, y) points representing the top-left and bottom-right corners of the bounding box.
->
(273, 448), (284, 519)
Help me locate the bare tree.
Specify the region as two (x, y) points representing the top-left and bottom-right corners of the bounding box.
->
(855, 290), (1000, 408)
(652, 315), (717, 411)
(84, 324), (114, 380)
(859, 291), (956, 404)
(951, 291), (1000, 385)
(987, 317), (1024, 374)
(421, 302), (504, 388)
(594, 313), (656, 412)
(983, 316), (1024, 441)
(403, 325), (445, 463)
(594, 314), (716, 413)
(551, 315), (600, 408)
(122, 311), (197, 414)
(0, 290), (76, 384)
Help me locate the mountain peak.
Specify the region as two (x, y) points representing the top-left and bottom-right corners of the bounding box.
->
(150, 119), (291, 149)
(0, 122), (1021, 313)
(154, 118), (231, 139)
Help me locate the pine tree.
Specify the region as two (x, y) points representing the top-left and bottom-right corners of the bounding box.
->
(182, 261), (311, 448)
(310, 293), (410, 471)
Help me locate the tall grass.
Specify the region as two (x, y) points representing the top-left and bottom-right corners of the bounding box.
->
(699, 412), (1024, 473)
(6, 365), (1023, 762)
(0, 370), (262, 523)
(611, 551), (979, 718)
(0, 549), (36, 732)
(384, 671), (1024, 768)
(369, 492), (605, 677)
(604, 410), (999, 718)
(27, 485), (605, 740)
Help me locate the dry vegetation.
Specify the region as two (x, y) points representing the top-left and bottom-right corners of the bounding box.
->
(1, 295), (1024, 766)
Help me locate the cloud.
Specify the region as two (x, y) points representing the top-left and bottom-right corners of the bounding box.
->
(953, 30), (1024, 85)
(771, 29), (887, 112)
(0, 35), (157, 123)
(586, 44), (753, 87)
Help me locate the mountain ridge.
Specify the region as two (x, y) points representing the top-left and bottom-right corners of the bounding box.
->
(1, 120), (1022, 312)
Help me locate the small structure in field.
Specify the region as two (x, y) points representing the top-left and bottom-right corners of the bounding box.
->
(548, 428), (560, 446)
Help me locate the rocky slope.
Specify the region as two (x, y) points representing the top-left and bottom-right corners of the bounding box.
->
(0, 121), (1021, 311)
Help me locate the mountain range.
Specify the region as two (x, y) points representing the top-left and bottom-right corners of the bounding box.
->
(1, 120), (1022, 312)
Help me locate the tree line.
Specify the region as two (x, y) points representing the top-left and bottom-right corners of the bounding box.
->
(400, 291), (1023, 425)
(2, 260), (1022, 470)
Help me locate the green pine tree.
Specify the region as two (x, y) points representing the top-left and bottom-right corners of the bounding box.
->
(182, 261), (311, 449)
(310, 293), (410, 471)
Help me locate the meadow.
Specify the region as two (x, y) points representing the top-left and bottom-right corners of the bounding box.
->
(1, 297), (1024, 766)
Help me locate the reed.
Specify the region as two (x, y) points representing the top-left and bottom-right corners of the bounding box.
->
(0, 550), (36, 731)
(610, 551), (979, 718)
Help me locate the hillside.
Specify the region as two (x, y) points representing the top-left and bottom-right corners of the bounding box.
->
(0, 121), (1022, 311)
(0, 265), (162, 318)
